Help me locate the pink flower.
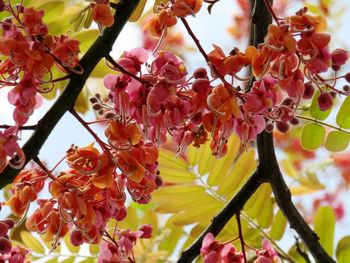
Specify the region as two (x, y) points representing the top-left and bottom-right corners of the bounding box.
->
(151, 51), (187, 84)
(243, 77), (277, 114)
(255, 239), (281, 263)
(138, 224), (153, 239)
(118, 48), (149, 74)
(234, 114), (266, 142)
(221, 244), (244, 263)
(200, 233), (224, 263)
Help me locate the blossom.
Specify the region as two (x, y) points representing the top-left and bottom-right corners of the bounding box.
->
(243, 76), (277, 114)
(200, 233), (224, 263)
(91, 3), (114, 28)
(254, 239), (281, 263)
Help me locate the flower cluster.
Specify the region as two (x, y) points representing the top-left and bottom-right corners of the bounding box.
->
(200, 233), (243, 263)
(98, 224), (152, 262)
(0, 216), (29, 261)
(145, 0), (203, 38)
(200, 233), (281, 263)
(0, 2), (80, 172)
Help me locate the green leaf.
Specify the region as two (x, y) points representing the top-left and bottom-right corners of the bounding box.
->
(310, 90), (334, 120)
(45, 258), (58, 263)
(314, 206), (335, 256)
(20, 231), (45, 254)
(270, 209), (287, 240)
(300, 122), (325, 150)
(336, 97), (350, 129)
(325, 130), (350, 152)
(337, 236), (350, 263)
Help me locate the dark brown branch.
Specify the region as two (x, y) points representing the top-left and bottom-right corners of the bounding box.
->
(252, 1), (334, 262)
(0, 125), (37, 130)
(0, 0), (141, 189)
(177, 170), (266, 262)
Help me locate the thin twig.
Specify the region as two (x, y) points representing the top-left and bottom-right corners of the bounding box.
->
(236, 212), (247, 263)
(105, 55), (148, 85)
(69, 108), (112, 158)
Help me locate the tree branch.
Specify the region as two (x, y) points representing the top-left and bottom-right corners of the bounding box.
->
(178, 0), (335, 262)
(251, 1), (335, 262)
(0, 0), (141, 189)
(177, 170), (266, 262)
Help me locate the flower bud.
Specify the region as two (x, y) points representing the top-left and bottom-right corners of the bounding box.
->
(70, 229), (84, 246)
(331, 49), (348, 66)
(317, 92), (333, 111)
(0, 237), (12, 254)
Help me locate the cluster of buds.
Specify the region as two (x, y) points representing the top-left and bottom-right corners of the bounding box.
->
(0, 2), (80, 172)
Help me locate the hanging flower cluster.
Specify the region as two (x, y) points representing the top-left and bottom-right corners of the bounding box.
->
(0, 2), (81, 172)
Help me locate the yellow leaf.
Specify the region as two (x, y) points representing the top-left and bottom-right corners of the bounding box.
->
(20, 231), (45, 254)
(189, 223), (206, 238)
(217, 148), (257, 197)
(257, 197), (274, 228)
(90, 60), (114, 78)
(153, 185), (205, 203)
(155, 193), (220, 213)
(64, 235), (80, 254)
(74, 88), (90, 114)
(60, 258), (75, 263)
(72, 30), (99, 53)
(245, 183), (272, 219)
(89, 244), (99, 255)
(172, 202), (221, 225)
(129, 0), (147, 22)
(290, 184), (325, 195)
(207, 135), (241, 186)
(281, 159), (298, 179)
(141, 209), (158, 231)
(196, 142), (212, 175)
(158, 166), (195, 183)
(158, 149), (188, 169)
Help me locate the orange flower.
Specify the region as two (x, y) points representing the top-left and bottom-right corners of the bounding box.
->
(207, 84), (240, 123)
(144, 10), (177, 38)
(172, 0), (203, 17)
(91, 3), (114, 28)
(66, 144), (115, 189)
(105, 120), (141, 150)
